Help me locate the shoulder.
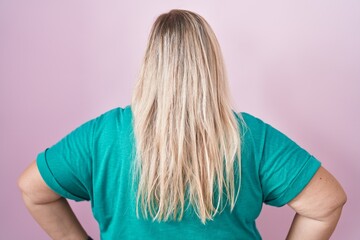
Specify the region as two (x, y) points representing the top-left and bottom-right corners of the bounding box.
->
(233, 111), (294, 156)
(237, 112), (265, 126)
(92, 105), (131, 126)
(95, 106), (124, 121)
(232, 111), (268, 138)
(86, 105), (131, 139)
(232, 110), (266, 126)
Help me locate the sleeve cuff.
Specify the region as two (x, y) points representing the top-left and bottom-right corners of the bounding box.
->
(36, 149), (86, 202)
(266, 155), (321, 207)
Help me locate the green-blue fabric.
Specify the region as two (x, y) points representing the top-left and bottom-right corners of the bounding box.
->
(36, 105), (321, 239)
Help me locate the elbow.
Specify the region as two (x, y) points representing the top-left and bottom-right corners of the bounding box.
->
(17, 161), (37, 202)
(17, 170), (35, 202)
(320, 167), (348, 218)
(338, 186), (347, 208)
(17, 171), (27, 193)
(17, 160), (62, 204)
(288, 166), (347, 222)
(324, 184), (347, 219)
(334, 179), (347, 209)
(17, 172), (32, 204)
(312, 189), (347, 222)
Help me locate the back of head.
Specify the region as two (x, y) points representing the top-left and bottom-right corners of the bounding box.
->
(131, 9), (242, 224)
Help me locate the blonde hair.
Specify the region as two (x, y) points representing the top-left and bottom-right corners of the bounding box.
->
(131, 9), (242, 224)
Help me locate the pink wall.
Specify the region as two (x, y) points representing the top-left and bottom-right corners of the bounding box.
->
(1, 1), (359, 239)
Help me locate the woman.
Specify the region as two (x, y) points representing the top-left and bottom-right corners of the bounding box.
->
(18, 9), (346, 239)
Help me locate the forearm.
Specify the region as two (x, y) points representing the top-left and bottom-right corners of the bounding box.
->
(286, 205), (343, 240)
(22, 193), (88, 240)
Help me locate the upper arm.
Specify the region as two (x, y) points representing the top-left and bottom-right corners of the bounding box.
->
(287, 166), (347, 220)
(243, 113), (323, 207)
(18, 160), (61, 204)
(26, 117), (96, 202)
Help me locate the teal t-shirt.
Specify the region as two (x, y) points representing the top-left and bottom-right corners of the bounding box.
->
(36, 105), (321, 239)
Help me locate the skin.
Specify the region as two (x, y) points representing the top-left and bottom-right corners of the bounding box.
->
(286, 166), (347, 239)
(18, 160), (346, 239)
(18, 160), (88, 240)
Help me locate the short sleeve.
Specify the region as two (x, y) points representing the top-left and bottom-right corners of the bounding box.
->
(36, 118), (96, 202)
(242, 113), (321, 207)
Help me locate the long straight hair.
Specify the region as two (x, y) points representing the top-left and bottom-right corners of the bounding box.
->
(131, 9), (242, 224)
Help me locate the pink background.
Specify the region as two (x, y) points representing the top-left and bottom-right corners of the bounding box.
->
(1, 1), (359, 239)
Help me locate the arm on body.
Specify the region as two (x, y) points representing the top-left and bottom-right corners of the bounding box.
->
(18, 159), (89, 240)
(286, 166), (347, 240)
